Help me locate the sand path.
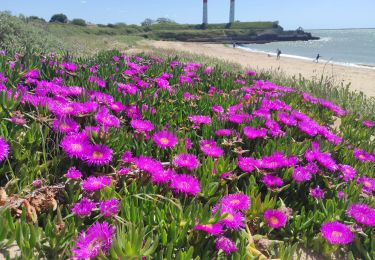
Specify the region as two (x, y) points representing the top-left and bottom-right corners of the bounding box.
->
(146, 41), (375, 97)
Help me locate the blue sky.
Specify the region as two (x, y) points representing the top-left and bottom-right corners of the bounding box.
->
(1, 0), (374, 29)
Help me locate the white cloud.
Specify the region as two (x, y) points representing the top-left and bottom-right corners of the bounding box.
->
(80, 0), (87, 4)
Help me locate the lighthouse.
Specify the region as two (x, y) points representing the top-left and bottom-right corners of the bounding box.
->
(203, 0), (208, 25)
(229, 0), (235, 23)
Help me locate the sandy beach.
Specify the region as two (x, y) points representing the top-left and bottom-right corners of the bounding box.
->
(145, 41), (375, 97)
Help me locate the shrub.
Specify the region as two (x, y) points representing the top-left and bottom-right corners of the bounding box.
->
(70, 18), (86, 26)
(49, 13), (68, 23)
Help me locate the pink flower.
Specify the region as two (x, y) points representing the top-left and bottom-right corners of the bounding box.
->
(195, 223), (223, 236)
(219, 193), (251, 212)
(173, 154), (199, 170)
(130, 119), (154, 133)
(99, 199), (119, 217)
(320, 221), (354, 245)
(82, 176), (111, 192)
(215, 236), (237, 255)
(263, 209), (287, 228)
(0, 137), (10, 162)
(72, 198), (96, 217)
(72, 222), (115, 259)
(170, 174), (201, 196)
(262, 174), (284, 188)
(84, 144), (113, 166)
(135, 156), (163, 174)
(152, 130), (178, 149)
(200, 140), (224, 158)
(65, 167), (82, 180)
(243, 126), (267, 139)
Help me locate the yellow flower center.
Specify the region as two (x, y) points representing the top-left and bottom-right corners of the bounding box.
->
(364, 181), (372, 188)
(230, 199), (241, 205)
(270, 216), (279, 225)
(159, 138), (169, 145)
(71, 144), (82, 151)
(331, 231), (342, 238)
(93, 151), (103, 159)
(225, 213), (234, 221)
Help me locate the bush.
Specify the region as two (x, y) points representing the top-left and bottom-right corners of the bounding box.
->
(0, 12), (63, 52)
(50, 13), (68, 23)
(70, 18), (86, 26)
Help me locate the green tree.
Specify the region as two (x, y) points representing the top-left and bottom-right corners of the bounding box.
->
(49, 13), (68, 23)
(70, 18), (86, 26)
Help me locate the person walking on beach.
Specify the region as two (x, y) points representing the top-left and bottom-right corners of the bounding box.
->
(276, 49), (281, 60)
(315, 54), (321, 63)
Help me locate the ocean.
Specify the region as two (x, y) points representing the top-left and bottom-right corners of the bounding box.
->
(240, 28), (375, 68)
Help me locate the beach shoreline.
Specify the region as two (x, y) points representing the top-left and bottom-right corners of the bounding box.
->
(144, 41), (375, 97)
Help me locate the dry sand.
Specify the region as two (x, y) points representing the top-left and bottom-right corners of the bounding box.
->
(145, 41), (375, 97)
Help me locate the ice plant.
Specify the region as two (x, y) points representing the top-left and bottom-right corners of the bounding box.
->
(135, 156), (163, 174)
(170, 174), (201, 196)
(72, 221), (115, 259)
(84, 144), (113, 166)
(357, 176), (375, 194)
(82, 176), (111, 192)
(130, 119), (154, 133)
(262, 174), (284, 188)
(320, 221), (354, 245)
(219, 193), (251, 212)
(347, 203), (375, 227)
(0, 137), (10, 162)
(194, 223), (223, 236)
(216, 236), (237, 255)
(65, 167), (83, 179)
(71, 198), (96, 217)
(173, 153), (199, 170)
(263, 209), (287, 228)
(200, 140), (224, 157)
(152, 130), (178, 149)
(99, 199), (119, 218)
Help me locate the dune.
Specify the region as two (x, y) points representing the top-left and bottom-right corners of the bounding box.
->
(146, 41), (375, 97)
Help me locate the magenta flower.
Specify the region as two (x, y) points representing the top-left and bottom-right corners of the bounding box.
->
(71, 198), (96, 217)
(99, 199), (119, 217)
(292, 166), (312, 183)
(219, 193), (251, 212)
(216, 236), (237, 255)
(61, 62), (77, 72)
(353, 148), (374, 162)
(152, 130), (178, 149)
(320, 221), (354, 245)
(82, 176), (111, 192)
(170, 174), (201, 196)
(215, 129), (232, 137)
(51, 117), (80, 134)
(258, 152), (298, 170)
(121, 150), (133, 163)
(65, 166), (82, 180)
(135, 156), (163, 174)
(173, 153), (199, 170)
(200, 140), (224, 158)
(94, 108), (121, 129)
(72, 221), (115, 259)
(243, 126), (267, 139)
(310, 187), (325, 199)
(339, 164), (356, 182)
(0, 137), (10, 162)
(195, 223), (223, 236)
(264, 209), (287, 228)
(84, 144), (113, 166)
(238, 157), (257, 172)
(130, 119), (154, 133)
(60, 133), (90, 159)
(262, 174), (284, 188)
(363, 120), (374, 127)
(188, 115), (211, 127)
(347, 203), (375, 227)
(357, 176), (375, 194)
(212, 105), (224, 114)
(214, 207), (245, 230)
(150, 168), (175, 184)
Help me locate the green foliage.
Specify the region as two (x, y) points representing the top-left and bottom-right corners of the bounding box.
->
(70, 18), (86, 27)
(49, 13), (68, 23)
(0, 12), (63, 53)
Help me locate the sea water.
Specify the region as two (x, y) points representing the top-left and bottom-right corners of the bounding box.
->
(240, 29), (375, 68)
